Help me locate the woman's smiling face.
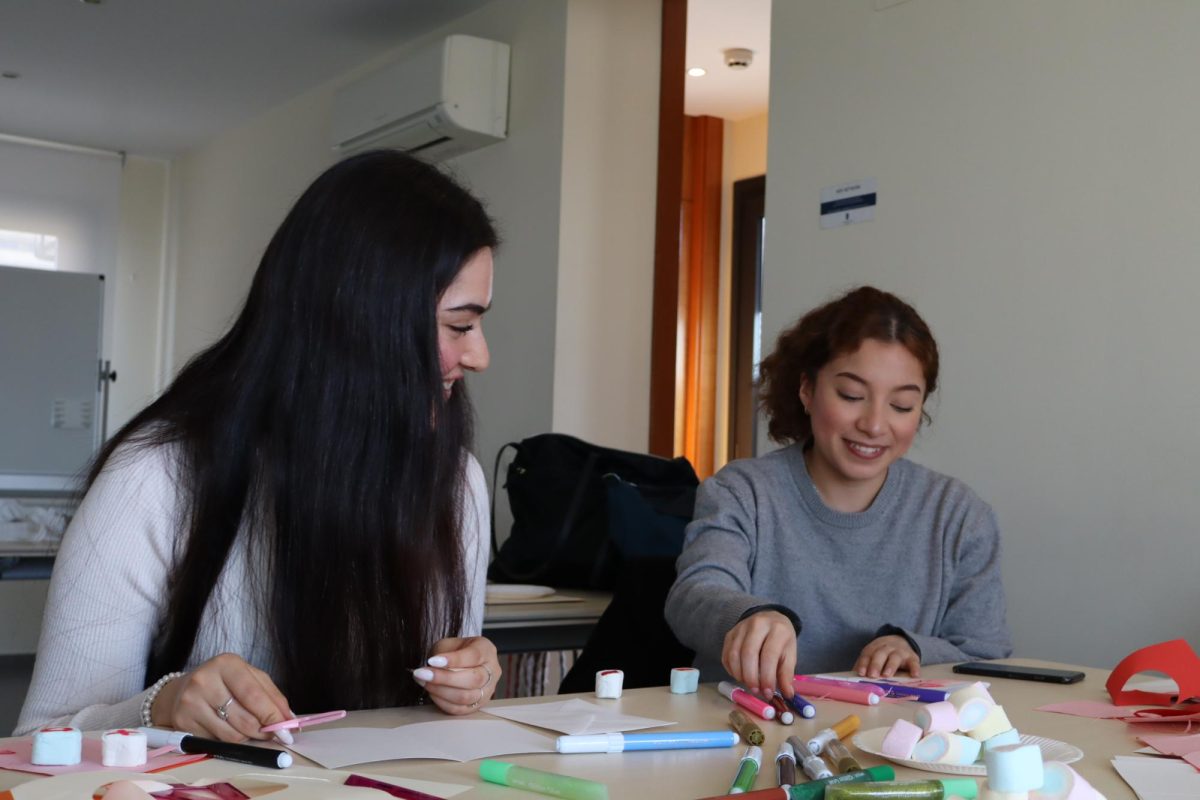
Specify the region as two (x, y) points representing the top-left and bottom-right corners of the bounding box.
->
(799, 338), (926, 510)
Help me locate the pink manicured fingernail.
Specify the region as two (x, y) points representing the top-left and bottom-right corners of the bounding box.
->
(413, 668), (435, 682)
(274, 729), (294, 745)
(427, 656), (449, 668)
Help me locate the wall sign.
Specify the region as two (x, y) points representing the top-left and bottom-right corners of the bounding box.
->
(820, 178), (877, 229)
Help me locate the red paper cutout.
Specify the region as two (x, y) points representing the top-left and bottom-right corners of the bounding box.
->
(1107, 639), (1200, 706)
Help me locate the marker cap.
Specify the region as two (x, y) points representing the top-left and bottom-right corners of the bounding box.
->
(479, 760), (513, 784)
(832, 715), (861, 739)
(556, 733), (623, 754)
(938, 778), (980, 799)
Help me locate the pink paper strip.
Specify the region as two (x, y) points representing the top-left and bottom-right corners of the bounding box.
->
(1037, 700), (1134, 719)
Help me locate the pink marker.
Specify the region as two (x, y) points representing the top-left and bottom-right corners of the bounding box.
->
(794, 675), (886, 696)
(717, 681), (777, 721)
(260, 709), (347, 733)
(792, 676), (880, 706)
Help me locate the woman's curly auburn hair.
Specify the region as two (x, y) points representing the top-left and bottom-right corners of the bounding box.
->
(759, 286), (939, 445)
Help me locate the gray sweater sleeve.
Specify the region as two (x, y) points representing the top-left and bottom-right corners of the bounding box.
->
(665, 470), (790, 667)
(889, 501), (1012, 664)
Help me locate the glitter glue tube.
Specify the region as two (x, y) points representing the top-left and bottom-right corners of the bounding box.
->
(823, 738), (862, 774)
(729, 746), (763, 794)
(799, 751), (833, 781)
(729, 708), (765, 746)
(785, 765), (897, 800)
(824, 778), (980, 799)
(719, 681), (777, 721)
(775, 741), (797, 787)
(769, 694), (795, 724)
(804, 714), (861, 755)
(480, 760), (610, 800)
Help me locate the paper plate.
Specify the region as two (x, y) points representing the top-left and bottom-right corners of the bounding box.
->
(852, 727), (1083, 777)
(485, 584), (555, 601)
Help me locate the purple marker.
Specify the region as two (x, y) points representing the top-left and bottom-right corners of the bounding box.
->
(784, 691), (817, 719)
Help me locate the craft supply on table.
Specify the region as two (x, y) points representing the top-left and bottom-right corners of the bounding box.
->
(140, 727), (293, 769)
(101, 729), (147, 767)
(786, 765), (897, 800)
(30, 727), (81, 766)
(825, 738), (863, 774)
(670, 667), (700, 694)
(729, 745), (763, 794)
(855, 680), (950, 703)
(260, 709), (347, 733)
(480, 758), (609, 800)
(785, 692), (817, 719)
(793, 676), (880, 706)
(825, 778), (980, 799)
(594, 669), (624, 699)
(805, 714), (861, 755)
(729, 709), (765, 746)
(799, 749), (833, 780)
(555, 730), (738, 753)
(769, 694), (795, 724)
(719, 681), (777, 721)
(775, 741), (797, 787)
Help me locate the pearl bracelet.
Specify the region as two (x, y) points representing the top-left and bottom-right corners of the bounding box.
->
(140, 671), (185, 727)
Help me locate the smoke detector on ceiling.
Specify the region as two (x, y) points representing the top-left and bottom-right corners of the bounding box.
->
(723, 48), (755, 70)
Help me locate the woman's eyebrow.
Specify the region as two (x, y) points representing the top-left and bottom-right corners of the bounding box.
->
(835, 371), (922, 393)
(443, 302), (491, 314)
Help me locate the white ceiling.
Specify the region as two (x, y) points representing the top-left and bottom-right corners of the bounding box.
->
(685, 0), (771, 121)
(0, 0), (494, 157)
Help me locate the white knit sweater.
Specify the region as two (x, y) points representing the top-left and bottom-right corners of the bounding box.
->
(15, 444), (490, 735)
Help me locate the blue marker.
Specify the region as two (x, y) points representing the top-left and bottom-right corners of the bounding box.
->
(856, 680), (949, 703)
(786, 692), (817, 719)
(556, 730), (739, 753)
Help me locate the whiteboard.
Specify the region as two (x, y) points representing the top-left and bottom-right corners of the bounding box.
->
(0, 265), (104, 492)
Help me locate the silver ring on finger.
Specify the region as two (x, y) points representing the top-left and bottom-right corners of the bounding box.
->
(482, 664), (494, 687)
(470, 687), (484, 709)
(216, 696), (235, 721)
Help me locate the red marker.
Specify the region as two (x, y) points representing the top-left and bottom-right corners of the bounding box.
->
(718, 681), (776, 721)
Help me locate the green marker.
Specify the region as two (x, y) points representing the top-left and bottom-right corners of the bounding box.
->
(479, 759), (609, 800)
(729, 745), (762, 793)
(825, 778), (979, 799)
(786, 765), (896, 800)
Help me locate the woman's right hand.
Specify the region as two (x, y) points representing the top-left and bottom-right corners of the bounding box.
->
(151, 653), (293, 742)
(721, 610), (797, 698)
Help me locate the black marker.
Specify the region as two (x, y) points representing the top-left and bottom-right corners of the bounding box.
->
(139, 726), (293, 769)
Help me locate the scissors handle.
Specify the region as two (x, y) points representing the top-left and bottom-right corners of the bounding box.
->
(260, 709), (347, 733)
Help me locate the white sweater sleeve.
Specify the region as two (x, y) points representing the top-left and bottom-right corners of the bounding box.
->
(14, 445), (180, 735)
(459, 453), (490, 637)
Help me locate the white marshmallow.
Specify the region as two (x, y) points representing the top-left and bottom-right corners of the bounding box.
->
(950, 681), (995, 707)
(958, 696), (996, 731)
(669, 667), (699, 694)
(1032, 761), (1106, 800)
(984, 728), (1022, 752)
(101, 728), (148, 767)
(31, 727), (82, 766)
(985, 742), (1045, 793)
(595, 669), (624, 699)
(969, 704), (1014, 741)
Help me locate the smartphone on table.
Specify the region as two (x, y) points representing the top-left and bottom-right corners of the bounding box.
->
(953, 661), (1085, 684)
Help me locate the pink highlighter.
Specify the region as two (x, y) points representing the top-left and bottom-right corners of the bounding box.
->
(717, 681), (777, 721)
(792, 675), (881, 706)
(260, 709), (347, 734)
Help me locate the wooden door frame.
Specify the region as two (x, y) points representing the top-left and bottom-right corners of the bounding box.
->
(648, 0), (687, 457)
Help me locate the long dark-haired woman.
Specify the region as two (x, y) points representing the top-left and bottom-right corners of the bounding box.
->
(16, 150), (502, 741)
(665, 286), (1011, 698)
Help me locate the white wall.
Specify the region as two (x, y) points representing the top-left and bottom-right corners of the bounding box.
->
(109, 156), (170, 431)
(763, 1), (1200, 668)
(552, 0), (660, 451)
(169, 0), (659, 502)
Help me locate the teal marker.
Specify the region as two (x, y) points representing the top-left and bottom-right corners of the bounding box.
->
(729, 745), (763, 794)
(479, 760), (609, 800)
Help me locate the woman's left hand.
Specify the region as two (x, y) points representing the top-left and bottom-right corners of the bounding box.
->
(413, 636), (501, 715)
(854, 635), (921, 678)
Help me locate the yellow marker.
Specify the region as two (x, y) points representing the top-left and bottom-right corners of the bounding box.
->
(728, 708), (765, 746)
(804, 714), (860, 755)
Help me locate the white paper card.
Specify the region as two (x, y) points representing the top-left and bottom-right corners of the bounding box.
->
(483, 697), (676, 735)
(286, 720), (555, 768)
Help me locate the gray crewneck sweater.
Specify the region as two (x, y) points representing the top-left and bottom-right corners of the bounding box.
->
(665, 443), (1012, 681)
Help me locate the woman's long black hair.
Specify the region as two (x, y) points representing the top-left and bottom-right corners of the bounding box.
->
(88, 150), (499, 710)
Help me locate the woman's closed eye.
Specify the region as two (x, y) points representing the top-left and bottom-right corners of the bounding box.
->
(890, 403), (915, 413)
(836, 391), (863, 402)
(447, 323), (475, 336)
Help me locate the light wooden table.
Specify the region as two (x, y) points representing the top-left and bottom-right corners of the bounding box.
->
(0, 659), (1143, 798)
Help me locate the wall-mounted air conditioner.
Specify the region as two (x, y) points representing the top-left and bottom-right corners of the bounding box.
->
(330, 34), (510, 162)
